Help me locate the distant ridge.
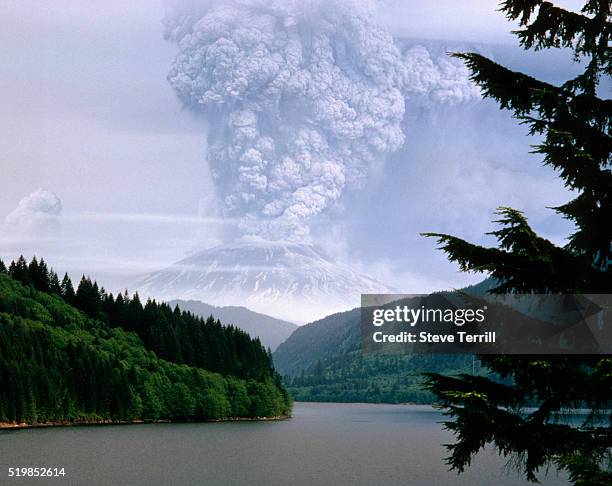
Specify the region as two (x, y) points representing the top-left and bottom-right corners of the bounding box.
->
(168, 299), (298, 351)
(272, 278), (496, 376)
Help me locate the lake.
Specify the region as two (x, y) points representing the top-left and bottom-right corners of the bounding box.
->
(0, 402), (567, 485)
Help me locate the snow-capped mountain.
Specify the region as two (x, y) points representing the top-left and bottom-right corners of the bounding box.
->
(134, 241), (395, 322)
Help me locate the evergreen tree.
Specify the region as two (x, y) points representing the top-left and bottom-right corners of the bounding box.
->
(60, 273), (76, 305)
(75, 276), (102, 318)
(8, 255), (30, 285)
(125, 292), (143, 332)
(0, 259), (6, 274)
(422, 2), (611, 484)
(28, 257), (50, 293)
(48, 271), (62, 295)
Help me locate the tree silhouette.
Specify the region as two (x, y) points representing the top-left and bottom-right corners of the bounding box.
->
(423, 1), (611, 484)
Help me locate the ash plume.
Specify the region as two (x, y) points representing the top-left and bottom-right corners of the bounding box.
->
(164, 0), (406, 241)
(401, 45), (481, 107)
(4, 189), (63, 235)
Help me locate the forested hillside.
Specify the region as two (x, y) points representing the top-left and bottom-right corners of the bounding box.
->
(273, 308), (360, 377)
(283, 351), (476, 404)
(0, 256), (292, 425)
(273, 294), (487, 404)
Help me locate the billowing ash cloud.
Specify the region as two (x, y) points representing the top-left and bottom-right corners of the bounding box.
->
(402, 45), (481, 107)
(4, 189), (63, 234)
(164, 0), (406, 241)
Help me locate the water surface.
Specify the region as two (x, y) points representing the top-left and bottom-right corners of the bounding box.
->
(0, 402), (567, 485)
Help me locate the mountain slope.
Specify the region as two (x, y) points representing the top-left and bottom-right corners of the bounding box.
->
(272, 308), (360, 376)
(272, 304), (474, 404)
(0, 270), (291, 425)
(271, 284), (500, 403)
(273, 279), (579, 403)
(134, 241), (395, 322)
(168, 299), (297, 351)
(272, 280), (497, 377)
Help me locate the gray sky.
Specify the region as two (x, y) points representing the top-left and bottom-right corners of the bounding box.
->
(380, 0), (584, 42)
(0, 0), (591, 296)
(1, 0), (218, 283)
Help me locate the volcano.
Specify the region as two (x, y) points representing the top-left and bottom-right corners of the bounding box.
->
(134, 241), (395, 322)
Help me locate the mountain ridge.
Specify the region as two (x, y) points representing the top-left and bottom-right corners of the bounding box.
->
(168, 298), (298, 351)
(272, 279), (496, 377)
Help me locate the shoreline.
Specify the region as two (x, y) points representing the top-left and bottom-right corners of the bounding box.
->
(293, 400), (428, 406)
(0, 415), (291, 430)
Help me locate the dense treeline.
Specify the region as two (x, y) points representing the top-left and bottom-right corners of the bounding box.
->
(285, 352), (479, 404)
(3, 256), (274, 381)
(0, 258), (291, 424)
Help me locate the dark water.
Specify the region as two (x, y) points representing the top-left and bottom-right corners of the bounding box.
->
(0, 402), (567, 486)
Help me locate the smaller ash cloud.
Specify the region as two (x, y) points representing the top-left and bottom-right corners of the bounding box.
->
(4, 189), (63, 235)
